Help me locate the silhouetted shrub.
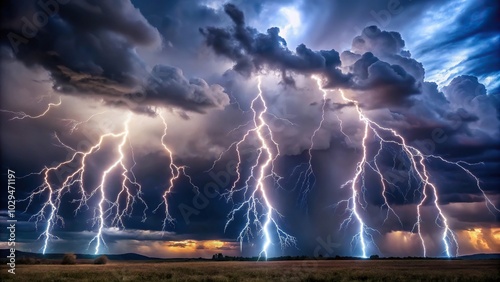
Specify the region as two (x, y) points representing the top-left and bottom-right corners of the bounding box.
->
(94, 255), (108, 264)
(370, 254), (380, 259)
(61, 253), (77, 265)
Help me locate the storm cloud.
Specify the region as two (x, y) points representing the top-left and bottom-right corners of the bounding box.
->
(200, 3), (351, 87)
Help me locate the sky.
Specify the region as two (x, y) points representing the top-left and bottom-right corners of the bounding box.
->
(0, 0), (499, 259)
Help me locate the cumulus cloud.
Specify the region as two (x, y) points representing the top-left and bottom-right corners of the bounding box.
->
(443, 75), (499, 137)
(346, 26), (425, 81)
(339, 26), (427, 109)
(346, 52), (420, 109)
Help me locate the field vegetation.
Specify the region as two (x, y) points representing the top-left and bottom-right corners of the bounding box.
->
(1, 259), (499, 281)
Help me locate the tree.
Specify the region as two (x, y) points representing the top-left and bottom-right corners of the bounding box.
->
(370, 254), (380, 259)
(61, 253), (77, 265)
(94, 255), (109, 264)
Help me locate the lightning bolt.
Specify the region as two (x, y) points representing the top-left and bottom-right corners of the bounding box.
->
(0, 96), (62, 120)
(316, 77), (500, 258)
(88, 113), (148, 254)
(21, 112), (148, 254)
(153, 112), (200, 231)
(223, 76), (296, 259)
(336, 116), (379, 259)
(291, 76), (328, 206)
(61, 111), (109, 134)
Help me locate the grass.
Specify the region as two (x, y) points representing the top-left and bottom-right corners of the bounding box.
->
(1, 260), (499, 281)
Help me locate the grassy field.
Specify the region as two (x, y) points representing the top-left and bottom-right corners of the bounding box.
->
(1, 260), (499, 281)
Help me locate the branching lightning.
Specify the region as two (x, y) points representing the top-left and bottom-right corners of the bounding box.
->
(291, 76), (328, 205)
(19, 107), (202, 254)
(0, 96), (62, 120)
(61, 111), (109, 134)
(313, 76), (500, 258)
(21, 112), (149, 254)
(153, 113), (200, 231)
(221, 76), (296, 259)
(6, 69), (496, 259)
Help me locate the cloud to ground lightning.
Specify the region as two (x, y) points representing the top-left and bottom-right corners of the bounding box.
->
(291, 75), (328, 206)
(14, 105), (200, 254)
(20, 111), (151, 254)
(320, 80), (500, 258)
(0, 96), (62, 120)
(153, 113), (200, 231)
(219, 76), (296, 259)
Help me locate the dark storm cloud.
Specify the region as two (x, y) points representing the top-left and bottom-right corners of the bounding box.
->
(200, 7), (428, 110)
(345, 52), (420, 109)
(444, 75), (485, 104)
(346, 25), (425, 82)
(200, 3), (351, 87)
(351, 26), (406, 56)
(443, 75), (494, 112)
(131, 0), (224, 50)
(129, 0), (232, 84)
(118, 65), (229, 114)
(339, 26), (428, 109)
(0, 0), (229, 114)
(441, 75), (500, 141)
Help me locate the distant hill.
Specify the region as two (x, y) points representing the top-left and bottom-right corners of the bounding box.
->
(458, 253), (500, 260)
(0, 249), (159, 261)
(2, 249), (499, 261)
